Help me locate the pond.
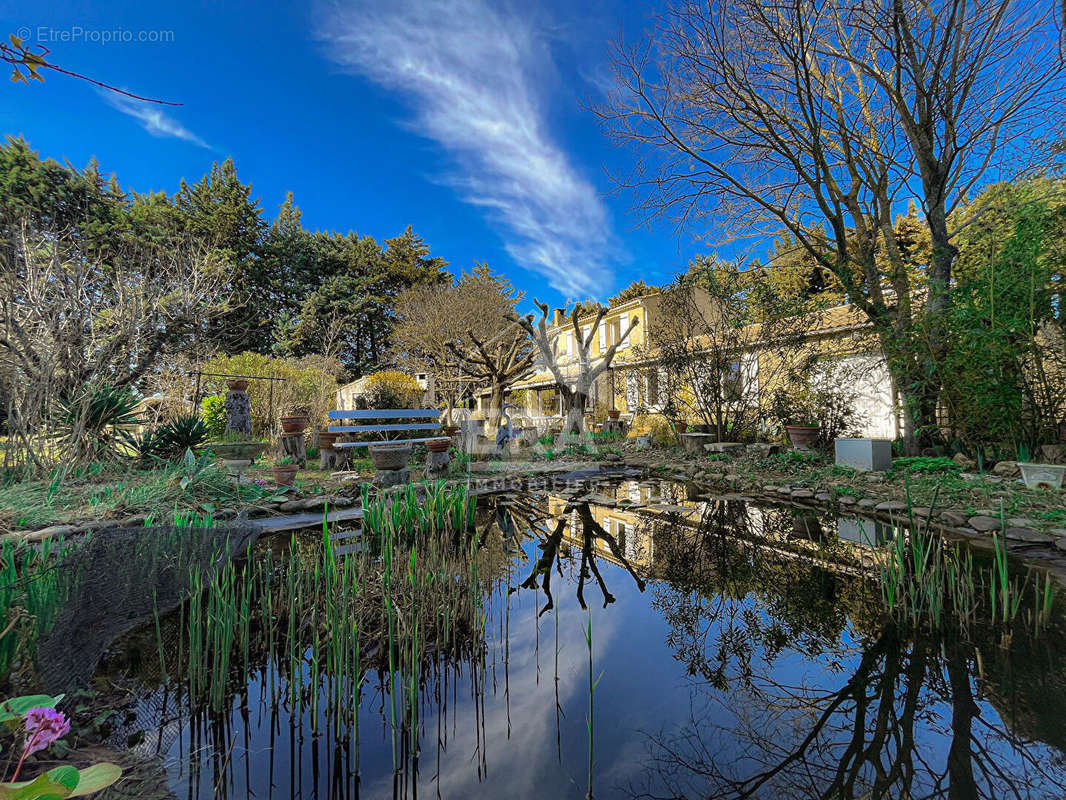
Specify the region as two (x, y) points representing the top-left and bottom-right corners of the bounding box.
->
(34, 476), (1066, 798)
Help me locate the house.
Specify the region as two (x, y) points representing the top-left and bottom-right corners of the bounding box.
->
(502, 285), (720, 424)
(498, 286), (899, 440)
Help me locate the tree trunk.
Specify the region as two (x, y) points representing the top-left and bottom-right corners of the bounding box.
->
(879, 331), (940, 456)
(488, 384), (505, 431)
(563, 391), (587, 436)
(944, 649), (979, 800)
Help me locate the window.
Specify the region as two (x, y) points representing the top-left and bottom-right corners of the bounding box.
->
(723, 361), (743, 401)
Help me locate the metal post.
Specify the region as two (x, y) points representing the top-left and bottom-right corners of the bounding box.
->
(267, 373), (275, 439)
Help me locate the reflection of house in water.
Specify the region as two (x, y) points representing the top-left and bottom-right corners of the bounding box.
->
(547, 480), (892, 577)
(547, 487), (656, 571)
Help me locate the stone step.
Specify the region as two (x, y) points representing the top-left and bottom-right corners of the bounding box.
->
(251, 507), (364, 533)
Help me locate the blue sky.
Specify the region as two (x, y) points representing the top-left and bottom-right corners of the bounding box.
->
(0, 0), (706, 309)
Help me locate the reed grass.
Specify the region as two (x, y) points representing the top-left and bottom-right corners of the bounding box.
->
(875, 510), (1057, 638)
(0, 535), (75, 680)
(158, 480), (487, 785)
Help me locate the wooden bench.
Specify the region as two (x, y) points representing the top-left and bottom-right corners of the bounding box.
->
(327, 409), (449, 449)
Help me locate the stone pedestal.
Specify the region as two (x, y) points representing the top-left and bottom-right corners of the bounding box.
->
(278, 432), (307, 467)
(373, 467), (411, 489)
(225, 390), (251, 435)
(319, 447), (348, 471)
(681, 432), (718, 453)
(460, 419), (485, 452)
(835, 438), (892, 472)
(426, 450), (451, 479)
(222, 458), (252, 483)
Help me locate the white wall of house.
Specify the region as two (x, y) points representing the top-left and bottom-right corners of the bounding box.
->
(816, 355), (897, 440)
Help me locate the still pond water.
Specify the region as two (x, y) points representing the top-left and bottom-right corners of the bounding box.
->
(95, 477), (1066, 799)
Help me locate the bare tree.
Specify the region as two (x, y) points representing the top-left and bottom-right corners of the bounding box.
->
(393, 264), (520, 426)
(446, 323), (535, 430)
(510, 300), (639, 436)
(597, 0), (1064, 453)
(0, 222), (230, 469)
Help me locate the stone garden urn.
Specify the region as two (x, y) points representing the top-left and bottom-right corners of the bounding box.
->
(369, 443), (412, 471)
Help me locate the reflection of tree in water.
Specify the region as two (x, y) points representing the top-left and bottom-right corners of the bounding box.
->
(631, 500), (1066, 800)
(508, 497), (647, 615)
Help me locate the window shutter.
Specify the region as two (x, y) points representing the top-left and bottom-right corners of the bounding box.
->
(621, 318), (631, 348)
(566, 332), (573, 358)
(598, 322), (607, 352)
(581, 325), (591, 354)
(625, 372), (639, 409)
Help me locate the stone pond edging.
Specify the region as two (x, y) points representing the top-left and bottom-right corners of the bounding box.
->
(10, 451), (1066, 586)
(616, 454), (1066, 586)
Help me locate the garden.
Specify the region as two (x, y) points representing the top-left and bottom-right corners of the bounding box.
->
(1, 0), (1065, 795)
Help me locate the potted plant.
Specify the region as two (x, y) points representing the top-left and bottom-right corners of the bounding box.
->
(318, 430), (340, 449)
(785, 420), (821, 450)
(227, 378), (250, 392)
(280, 403), (311, 434)
(272, 456), (300, 487)
(607, 407), (621, 420)
(426, 437), (451, 453)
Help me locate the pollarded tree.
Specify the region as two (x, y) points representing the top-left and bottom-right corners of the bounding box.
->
(446, 324), (535, 431)
(511, 300), (639, 436)
(392, 263), (520, 426)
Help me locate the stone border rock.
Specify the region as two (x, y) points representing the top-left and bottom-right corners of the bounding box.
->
(3, 493), (359, 544)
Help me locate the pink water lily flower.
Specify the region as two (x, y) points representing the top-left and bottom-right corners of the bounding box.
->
(23, 706), (70, 756)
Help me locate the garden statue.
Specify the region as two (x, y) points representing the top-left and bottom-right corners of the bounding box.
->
(496, 404), (518, 454)
(225, 384), (252, 436)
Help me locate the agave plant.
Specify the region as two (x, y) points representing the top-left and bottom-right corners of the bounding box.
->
(51, 385), (141, 464)
(154, 414), (210, 460)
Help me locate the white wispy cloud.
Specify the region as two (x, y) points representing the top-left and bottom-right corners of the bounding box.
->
(100, 91), (212, 149)
(314, 0), (617, 298)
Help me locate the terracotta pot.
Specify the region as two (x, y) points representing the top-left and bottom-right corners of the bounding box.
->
(280, 415), (310, 434)
(369, 443), (412, 470)
(318, 431), (340, 449)
(272, 464), (299, 487)
(426, 438), (451, 453)
(227, 379), (250, 392)
(786, 425), (821, 450)
(607, 409), (621, 420)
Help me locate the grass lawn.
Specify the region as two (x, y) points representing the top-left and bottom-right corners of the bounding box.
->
(0, 456), (379, 531)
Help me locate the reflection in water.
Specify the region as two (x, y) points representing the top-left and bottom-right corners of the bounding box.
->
(86, 478), (1066, 799)
(632, 504), (1066, 800)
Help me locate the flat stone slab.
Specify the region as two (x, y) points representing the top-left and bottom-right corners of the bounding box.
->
(703, 442), (745, 453)
(1004, 527), (1054, 544)
(252, 507), (364, 534)
(968, 515), (1001, 532)
(875, 501), (908, 513)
